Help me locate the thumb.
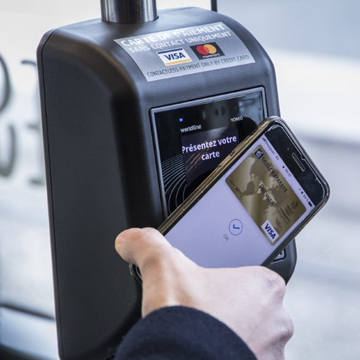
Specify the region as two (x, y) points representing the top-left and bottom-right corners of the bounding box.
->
(115, 227), (174, 273)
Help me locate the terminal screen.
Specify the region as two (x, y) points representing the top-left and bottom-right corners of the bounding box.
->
(152, 89), (267, 214)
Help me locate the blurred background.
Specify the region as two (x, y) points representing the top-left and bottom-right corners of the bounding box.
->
(0, 0), (359, 359)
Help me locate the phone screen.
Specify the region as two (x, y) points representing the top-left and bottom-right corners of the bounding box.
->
(163, 122), (326, 268)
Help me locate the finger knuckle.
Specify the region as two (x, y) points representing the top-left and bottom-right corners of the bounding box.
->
(138, 232), (168, 271)
(275, 312), (295, 347)
(282, 312), (295, 340)
(264, 269), (286, 298)
(269, 316), (294, 360)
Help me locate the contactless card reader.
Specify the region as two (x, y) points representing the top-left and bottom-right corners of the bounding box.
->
(38, 1), (296, 359)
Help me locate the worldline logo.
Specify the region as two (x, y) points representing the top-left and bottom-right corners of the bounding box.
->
(190, 42), (225, 60)
(180, 124), (202, 133)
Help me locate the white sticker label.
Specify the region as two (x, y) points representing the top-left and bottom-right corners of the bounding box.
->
(114, 22), (255, 82)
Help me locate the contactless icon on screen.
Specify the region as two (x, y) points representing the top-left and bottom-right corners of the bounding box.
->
(229, 219), (243, 236)
(255, 148), (264, 159)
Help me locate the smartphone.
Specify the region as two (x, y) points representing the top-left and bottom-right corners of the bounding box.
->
(131, 117), (329, 280)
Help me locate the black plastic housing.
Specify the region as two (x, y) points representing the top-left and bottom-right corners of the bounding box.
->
(37, 7), (296, 360)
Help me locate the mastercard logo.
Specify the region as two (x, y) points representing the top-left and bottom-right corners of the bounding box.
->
(191, 42), (225, 60)
(196, 44), (218, 55)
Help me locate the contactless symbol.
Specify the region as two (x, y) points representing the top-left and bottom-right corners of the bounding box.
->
(255, 148), (264, 159)
(229, 219), (243, 236)
(190, 42), (225, 60)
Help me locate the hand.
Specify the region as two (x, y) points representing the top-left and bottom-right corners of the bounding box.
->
(115, 227), (294, 360)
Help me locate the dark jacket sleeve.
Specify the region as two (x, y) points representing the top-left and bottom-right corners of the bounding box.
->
(115, 306), (257, 360)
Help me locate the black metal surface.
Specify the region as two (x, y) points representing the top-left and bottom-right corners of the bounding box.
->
(0, 346), (44, 360)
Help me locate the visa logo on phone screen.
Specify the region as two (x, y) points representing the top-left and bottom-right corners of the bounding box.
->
(165, 136), (311, 268)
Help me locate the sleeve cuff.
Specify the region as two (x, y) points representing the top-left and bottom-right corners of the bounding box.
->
(115, 306), (257, 360)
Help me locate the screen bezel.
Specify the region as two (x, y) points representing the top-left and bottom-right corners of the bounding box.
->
(150, 87), (268, 218)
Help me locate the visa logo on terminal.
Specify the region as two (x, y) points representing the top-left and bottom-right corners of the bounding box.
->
(261, 220), (280, 244)
(157, 48), (192, 66)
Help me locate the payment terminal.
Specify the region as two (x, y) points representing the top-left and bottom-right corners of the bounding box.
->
(37, 0), (296, 359)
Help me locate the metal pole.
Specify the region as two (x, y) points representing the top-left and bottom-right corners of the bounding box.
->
(101, 0), (158, 23)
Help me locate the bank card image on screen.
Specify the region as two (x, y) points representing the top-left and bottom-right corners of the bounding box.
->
(226, 145), (306, 246)
(161, 118), (329, 268)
